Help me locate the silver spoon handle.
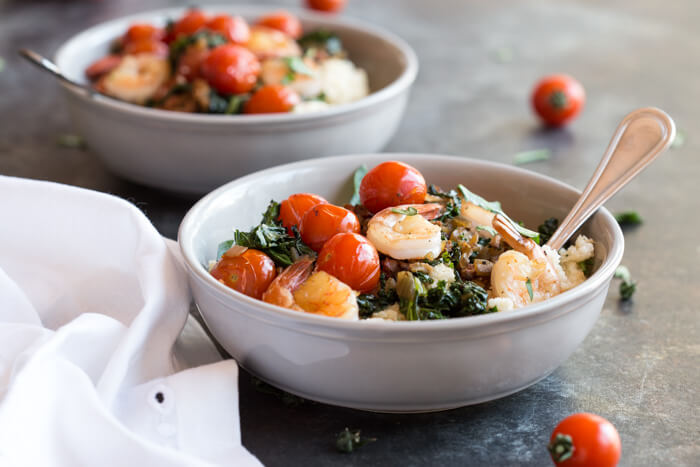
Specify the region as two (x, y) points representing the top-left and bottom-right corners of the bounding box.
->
(18, 48), (94, 97)
(546, 107), (675, 250)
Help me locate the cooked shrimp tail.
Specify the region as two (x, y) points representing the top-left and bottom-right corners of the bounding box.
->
(262, 258), (314, 310)
(492, 214), (537, 256)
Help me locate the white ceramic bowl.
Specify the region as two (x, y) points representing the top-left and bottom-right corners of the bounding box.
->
(178, 154), (624, 412)
(54, 6), (418, 194)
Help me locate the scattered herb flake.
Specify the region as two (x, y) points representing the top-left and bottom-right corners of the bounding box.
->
(349, 164), (368, 205)
(579, 257), (594, 277)
(615, 211), (643, 226)
(513, 148), (551, 165)
(336, 428), (375, 453)
(492, 46), (514, 64)
(57, 133), (85, 149)
(391, 206), (418, 216)
(525, 278), (534, 301)
(614, 265), (636, 301)
(671, 129), (686, 149)
(284, 56), (315, 77)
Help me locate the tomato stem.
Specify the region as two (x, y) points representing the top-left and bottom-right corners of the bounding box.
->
(548, 433), (574, 463)
(549, 91), (568, 110)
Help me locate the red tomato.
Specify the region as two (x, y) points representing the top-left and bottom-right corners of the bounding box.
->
(300, 204), (361, 251)
(532, 74), (585, 127)
(206, 14), (250, 44)
(85, 55), (122, 80)
(244, 85), (301, 114)
(548, 413), (621, 467)
(123, 39), (169, 57)
(124, 23), (164, 44)
(317, 233), (380, 293)
(359, 161), (427, 213)
(172, 9), (208, 38)
(278, 193), (328, 234)
(201, 44), (261, 94)
(306, 0), (347, 13)
(256, 11), (302, 39)
(210, 248), (277, 299)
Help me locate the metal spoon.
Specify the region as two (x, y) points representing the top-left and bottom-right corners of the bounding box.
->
(546, 107), (675, 250)
(18, 48), (99, 98)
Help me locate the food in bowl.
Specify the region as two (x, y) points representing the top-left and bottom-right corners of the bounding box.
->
(209, 161), (595, 320)
(84, 8), (368, 114)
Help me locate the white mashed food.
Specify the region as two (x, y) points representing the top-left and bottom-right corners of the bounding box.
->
(369, 303), (406, 321)
(319, 58), (369, 105)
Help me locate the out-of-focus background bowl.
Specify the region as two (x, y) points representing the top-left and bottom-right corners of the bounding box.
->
(54, 6), (418, 194)
(178, 153), (625, 412)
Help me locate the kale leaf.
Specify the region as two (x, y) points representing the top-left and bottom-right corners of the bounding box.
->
(298, 29), (343, 56)
(218, 201), (315, 267)
(537, 217), (559, 245)
(614, 211), (643, 226)
(427, 184), (461, 222)
(419, 280), (490, 318)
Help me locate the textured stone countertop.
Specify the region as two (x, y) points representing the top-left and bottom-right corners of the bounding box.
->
(1, 0), (698, 465)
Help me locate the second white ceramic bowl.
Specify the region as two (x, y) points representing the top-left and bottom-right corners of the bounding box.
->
(54, 6), (418, 194)
(179, 154), (624, 412)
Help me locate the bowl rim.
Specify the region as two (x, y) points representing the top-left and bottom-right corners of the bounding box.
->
(178, 153), (625, 332)
(53, 4), (419, 126)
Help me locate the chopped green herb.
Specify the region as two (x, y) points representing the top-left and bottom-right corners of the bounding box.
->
(208, 90), (230, 114)
(537, 217), (559, 245)
(477, 237), (491, 247)
(225, 95), (246, 114)
(413, 271), (434, 285)
(671, 129), (686, 149)
(614, 211), (643, 226)
(349, 165), (368, 205)
(298, 29), (343, 56)
(335, 428), (375, 453)
(216, 240), (234, 260)
(513, 148), (551, 165)
(578, 257), (594, 277)
(357, 274), (398, 318)
(614, 265), (636, 301)
(492, 46), (514, 64)
(284, 56), (315, 77)
(57, 134), (85, 149)
(488, 306), (499, 313)
(525, 278), (534, 301)
(427, 185), (461, 222)
(221, 201), (315, 267)
(458, 184), (539, 239)
(476, 225), (497, 236)
(391, 207), (418, 216)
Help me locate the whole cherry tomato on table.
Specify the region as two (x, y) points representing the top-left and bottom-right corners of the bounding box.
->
(201, 44), (261, 94)
(171, 9), (208, 39)
(531, 74), (585, 127)
(256, 11), (303, 39)
(359, 161), (427, 214)
(317, 232), (380, 293)
(278, 193), (328, 234)
(300, 204), (361, 251)
(210, 248), (277, 299)
(548, 413), (621, 467)
(206, 14), (250, 44)
(306, 0), (347, 13)
(245, 85), (301, 114)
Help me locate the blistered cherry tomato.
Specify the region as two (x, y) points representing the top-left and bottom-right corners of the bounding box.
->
(531, 74), (585, 127)
(278, 193), (328, 234)
(300, 204), (360, 251)
(206, 14), (250, 44)
(210, 248), (277, 299)
(245, 85), (301, 114)
(172, 9), (208, 38)
(256, 11), (302, 39)
(124, 23), (165, 44)
(123, 39), (169, 57)
(359, 161), (427, 213)
(201, 44), (260, 94)
(317, 233), (380, 293)
(548, 413), (621, 467)
(85, 55), (122, 80)
(306, 0), (347, 13)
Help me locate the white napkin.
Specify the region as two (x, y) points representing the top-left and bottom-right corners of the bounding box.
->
(0, 176), (261, 467)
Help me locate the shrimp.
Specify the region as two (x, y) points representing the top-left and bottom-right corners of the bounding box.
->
(100, 54), (170, 104)
(262, 259), (359, 320)
(260, 58), (322, 98)
(366, 204), (443, 260)
(459, 201), (497, 235)
(246, 26), (301, 60)
(490, 214), (564, 308)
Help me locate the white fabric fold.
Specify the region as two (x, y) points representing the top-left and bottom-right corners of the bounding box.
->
(0, 176), (260, 466)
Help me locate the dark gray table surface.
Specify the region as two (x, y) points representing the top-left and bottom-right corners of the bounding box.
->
(2, 0), (698, 465)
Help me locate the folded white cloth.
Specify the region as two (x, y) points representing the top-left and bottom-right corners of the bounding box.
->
(0, 176), (261, 466)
